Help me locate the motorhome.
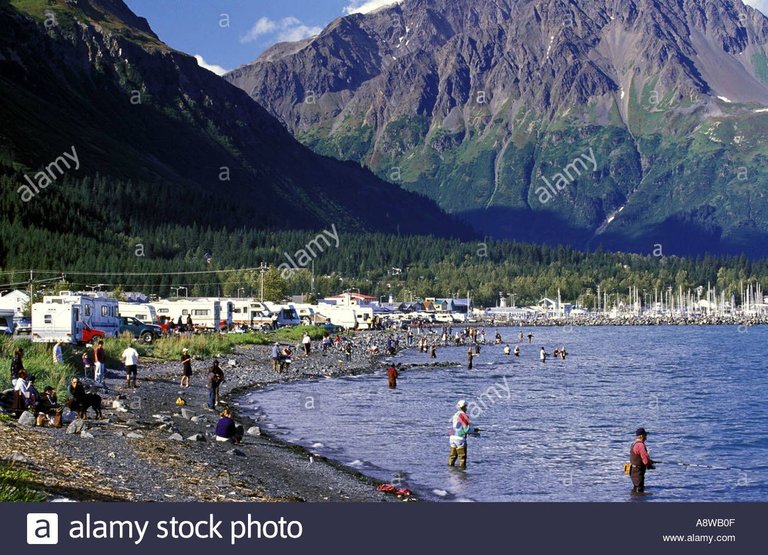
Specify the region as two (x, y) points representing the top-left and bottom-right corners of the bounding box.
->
(32, 292), (120, 343)
(118, 302), (157, 324)
(152, 299), (223, 331)
(315, 306), (359, 331)
(353, 306), (374, 330)
(264, 303), (301, 328)
(289, 303), (316, 325)
(229, 300), (275, 329)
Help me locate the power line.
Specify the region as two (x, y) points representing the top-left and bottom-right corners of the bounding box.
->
(0, 267), (269, 277)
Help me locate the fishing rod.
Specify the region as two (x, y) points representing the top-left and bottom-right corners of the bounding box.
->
(654, 460), (747, 471)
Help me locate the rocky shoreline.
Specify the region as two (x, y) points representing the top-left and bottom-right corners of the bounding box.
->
(0, 335), (413, 503)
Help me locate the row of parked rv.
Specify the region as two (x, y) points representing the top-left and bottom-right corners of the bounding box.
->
(28, 292), (378, 344)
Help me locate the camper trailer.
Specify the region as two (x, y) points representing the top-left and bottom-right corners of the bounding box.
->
(315, 307), (359, 331)
(32, 292), (120, 343)
(118, 302), (157, 324)
(152, 299), (223, 331)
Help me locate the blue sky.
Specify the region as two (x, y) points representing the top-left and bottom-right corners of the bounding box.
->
(124, 0), (403, 74)
(124, 0), (765, 75)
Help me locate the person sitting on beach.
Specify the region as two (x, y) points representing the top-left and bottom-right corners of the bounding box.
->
(215, 408), (244, 443)
(37, 386), (63, 427)
(12, 370), (31, 417)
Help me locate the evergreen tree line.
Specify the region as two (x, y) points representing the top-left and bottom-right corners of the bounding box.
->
(2, 166), (768, 307)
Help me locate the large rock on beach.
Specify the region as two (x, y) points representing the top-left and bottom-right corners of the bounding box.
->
(181, 408), (196, 420)
(66, 419), (87, 435)
(246, 426), (261, 436)
(187, 433), (206, 442)
(17, 411), (36, 427)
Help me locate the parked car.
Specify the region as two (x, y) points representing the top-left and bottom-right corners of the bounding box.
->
(81, 322), (106, 344)
(14, 318), (31, 335)
(119, 316), (163, 343)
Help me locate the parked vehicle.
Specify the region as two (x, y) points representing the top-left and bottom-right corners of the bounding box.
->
(31, 292), (119, 343)
(14, 317), (31, 335)
(119, 316), (163, 343)
(0, 311), (14, 335)
(265, 304), (301, 328)
(315, 307), (359, 331)
(152, 299), (222, 331)
(118, 302), (158, 325)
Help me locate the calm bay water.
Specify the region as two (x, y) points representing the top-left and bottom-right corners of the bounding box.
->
(241, 326), (768, 501)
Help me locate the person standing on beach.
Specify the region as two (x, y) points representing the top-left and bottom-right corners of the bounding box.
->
(448, 399), (471, 468)
(186, 314), (193, 333)
(180, 348), (192, 388)
(94, 340), (106, 387)
(387, 364), (398, 389)
(121, 344), (139, 388)
(52, 340), (63, 364)
(10, 347), (24, 386)
(207, 359), (224, 409)
(629, 427), (655, 494)
(271, 342), (281, 372)
(467, 347), (474, 369)
(302, 332), (312, 356)
(430, 343), (437, 358)
(81, 351), (92, 379)
(518, 331), (523, 343)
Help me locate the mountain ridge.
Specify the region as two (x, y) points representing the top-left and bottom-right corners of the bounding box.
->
(0, 0), (473, 243)
(226, 0), (768, 256)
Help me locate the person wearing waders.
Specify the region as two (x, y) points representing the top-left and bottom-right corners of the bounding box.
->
(467, 346), (474, 369)
(629, 427), (655, 493)
(387, 364), (398, 389)
(448, 400), (471, 468)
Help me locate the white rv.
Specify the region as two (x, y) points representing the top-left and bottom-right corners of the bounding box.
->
(289, 303), (316, 325)
(32, 292), (120, 343)
(353, 307), (374, 330)
(315, 307), (359, 330)
(118, 302), (157, 324)
(152, 299), (223, 331)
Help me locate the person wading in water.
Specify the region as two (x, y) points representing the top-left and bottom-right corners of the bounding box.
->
(629, 427), (655, 494)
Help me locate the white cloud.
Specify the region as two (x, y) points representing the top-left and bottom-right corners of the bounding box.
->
(241, 16), (322, 44)
(194, 55), (228, 76)
(343, 0), (403, 15)
(240, 16), (278, 43)
(744, 0), (768, 15)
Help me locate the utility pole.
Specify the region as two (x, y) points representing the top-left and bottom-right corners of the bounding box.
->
(257, 262), (269, 302)
(28, 270), (33, 310)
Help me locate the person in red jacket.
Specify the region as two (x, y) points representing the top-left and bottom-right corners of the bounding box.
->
(629, 427), (655, 493)
(387, 364), (398, 389)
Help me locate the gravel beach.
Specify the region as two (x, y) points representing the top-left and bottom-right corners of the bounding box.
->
(1, 335), (412, 503)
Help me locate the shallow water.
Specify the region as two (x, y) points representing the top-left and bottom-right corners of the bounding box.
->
(242, 326), (768, 501)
